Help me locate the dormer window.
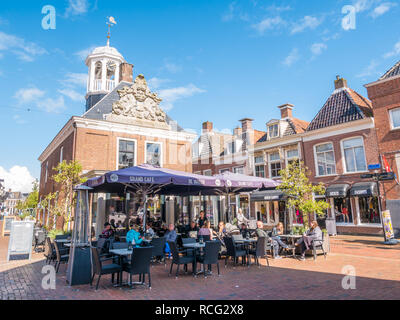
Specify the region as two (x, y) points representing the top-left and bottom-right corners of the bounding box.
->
(268, 123), (279, 139)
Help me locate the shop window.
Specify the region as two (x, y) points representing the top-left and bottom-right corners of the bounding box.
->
(333, 198), (353, 224)
(146, 142), (162, 166)
(389, 107), (400, 129)
(118, 139), (136, 169)
(342, 137), (367, 173)
(315, 143), (336, 176)
(358, 197), (380, 224)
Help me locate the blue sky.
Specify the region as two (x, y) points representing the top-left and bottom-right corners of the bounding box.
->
(0, 0), (400, 192)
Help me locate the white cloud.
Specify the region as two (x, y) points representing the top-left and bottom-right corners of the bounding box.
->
(147, 77), (172, 90)
(163, 62), (183, 74)
(311, 43), (328, 56)
(0, 31), (47, 62)
(58, 89), (84, 102)
(383, 41), (400, 58)
(252, 16), (285, 34)
(356, 60), (380, 78)
(222, 2), (236, 22)
(14, 87), (66, 113)
(370, 2), (397, 18)
(14, 87), (45, 104)
(353, 0), (375, 12)
(65, 0), (90, 17)
(0, 166), (36, 193)
(291, 16), (323, 34)
(36, 96), (66, 113)
(283, 48), (300, 66)
(75, 45), (96, 61)
(61, 72), (88, 87)
(158, 84), (205, 111)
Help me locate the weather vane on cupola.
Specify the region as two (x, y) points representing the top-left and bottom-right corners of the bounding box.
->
(106, 16), (117, 47)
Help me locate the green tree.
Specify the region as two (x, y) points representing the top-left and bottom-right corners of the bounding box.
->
(52, 160), (86, 231)
(15, 180), (39, 218)
(277, 161), (330, 227)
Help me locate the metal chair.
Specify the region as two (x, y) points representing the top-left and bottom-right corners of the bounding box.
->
(53, 240), (69, 273)
(34, 230), (46, 253)
(122, 246), (153, 289)
(91, 246), (122, 290)
(223, 236), (247, 267)
(44, 237), (56, 264)
(312, 232), (327, 260)
(248, 237), (270, 267)
(151, 237), (166, 266)
(196, 241), (221, 278)
(168, 241), (196, 278)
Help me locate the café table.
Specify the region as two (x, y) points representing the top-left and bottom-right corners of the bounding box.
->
(234, 238), (257, 266)
(278, 234), (302, 259)
(182, 242), (206, 275)
(109, 248), (136, 287)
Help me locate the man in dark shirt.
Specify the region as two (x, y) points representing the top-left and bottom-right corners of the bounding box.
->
(187, 220), (199, 232)
(197, 211), (207, 228)
(101, 222), (114, 239)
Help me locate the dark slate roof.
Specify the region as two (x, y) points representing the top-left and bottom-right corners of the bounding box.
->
(379, 60), (400, 80)
(306, 88), (373, 132)
(82, 81), (185, 132)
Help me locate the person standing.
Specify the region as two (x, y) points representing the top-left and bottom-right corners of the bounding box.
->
(197, 211), (208, 228)
(236, 208), (249, 227)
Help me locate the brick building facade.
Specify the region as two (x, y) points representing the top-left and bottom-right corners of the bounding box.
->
(365, 60), (400, 237)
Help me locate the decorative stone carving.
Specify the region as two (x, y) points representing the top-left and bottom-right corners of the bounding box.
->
(107, 74), (169, 129)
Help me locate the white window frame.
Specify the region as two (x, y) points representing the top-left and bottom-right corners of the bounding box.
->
(116, 137), (137, 170)
(145, 141), (163, 167)
(233, 166), (245, 174)
(269, 152), (281, 178)
(59, 147), (64, 173)
(268, 123), (279, 140)
(219, 168), (231, 174)
(389, 107), (400, 131)
(203, 169), (212, 176)
(285, 148), (299, 167)
(194, 171), (202, 175)
(313, 142), (337, 177)
(340, 136), (368, 174)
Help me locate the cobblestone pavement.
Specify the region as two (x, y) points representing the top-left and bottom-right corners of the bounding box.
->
(0, 235), (399, 300)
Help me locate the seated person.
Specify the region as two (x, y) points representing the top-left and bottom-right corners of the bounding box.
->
(295, 220), (323, 260)
(198, 221), (213, 240)
(145, 223), (155, 237)
(158, 223), (168, 237)
(271, 222), (289, 250)
(126, 224), (144, 247)
(165, 224), (177, 242)
(187, 220), (199, 232)
(213, 221), (227, 249)
(101, 222), (114, 239)
(255, 221), (282, 259)
(240, 223), (250, 239)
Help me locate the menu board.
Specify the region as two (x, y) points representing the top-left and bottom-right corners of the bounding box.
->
(7, 221), (34, 261)
(2, 216), (16, 236)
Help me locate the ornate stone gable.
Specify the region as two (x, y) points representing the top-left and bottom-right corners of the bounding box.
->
(105, 74), (170, 129)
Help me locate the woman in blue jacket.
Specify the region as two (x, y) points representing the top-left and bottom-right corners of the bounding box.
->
(126, 224), (144, 247)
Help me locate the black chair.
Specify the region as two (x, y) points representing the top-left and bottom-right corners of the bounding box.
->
(196, 241), (221, 278)
(223, 237), (247, 267)
(55, 234), (69, 240)
(168, 241), (196, 278)
(197, 234), (211, 242)
(91, 247), (122, 290)
(248, 237), (270, 267)
(44, 237), (56, 264)
(122, 246), (153, 289)
(311, 233), (327, 260)
(151, 237), (166, 266)
(181, 237), (196, 256)
(53, 240), (69, 273)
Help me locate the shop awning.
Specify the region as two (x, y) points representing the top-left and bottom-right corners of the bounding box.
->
(250, 189), (287, 202)
(326, 184), (350, 198)
(350, 182), (378, 197)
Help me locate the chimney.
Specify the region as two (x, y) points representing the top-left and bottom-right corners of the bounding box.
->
(278, 103), (294, 119)
(239, 118), (254, 132)
(202, 121), (213, 133)
(119, 63), (134, 83)
(233, 126), (242, 137)
(334, 75), (348, 90)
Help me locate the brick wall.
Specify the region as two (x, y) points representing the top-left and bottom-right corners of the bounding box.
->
(366, 77), (400, 201)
